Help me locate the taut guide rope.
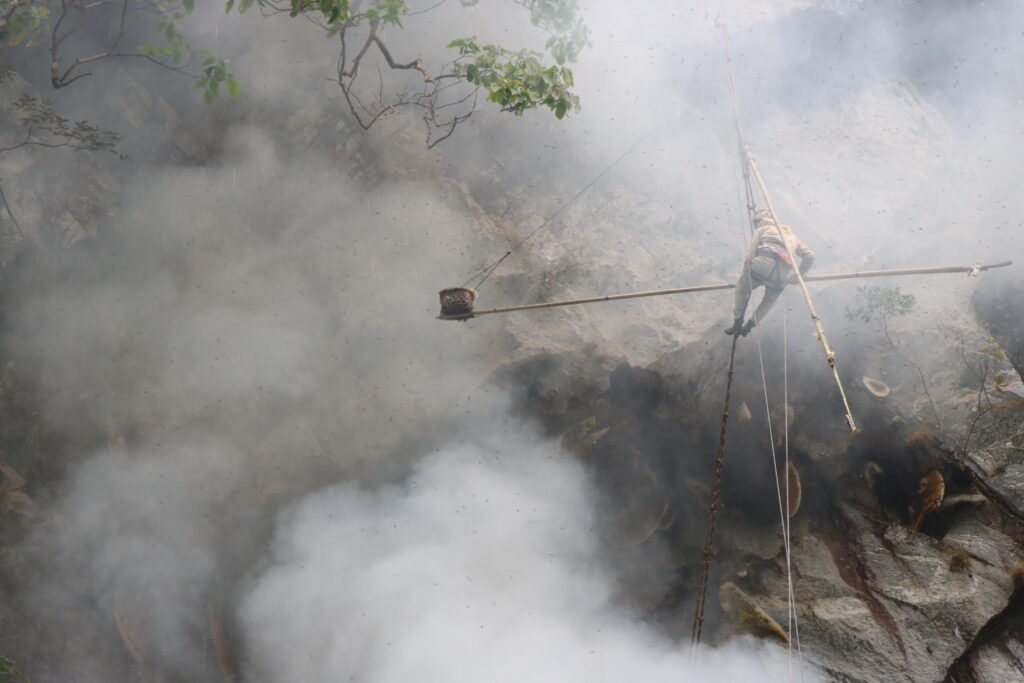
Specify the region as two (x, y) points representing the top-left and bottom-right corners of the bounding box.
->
(781, 306), (805, 671)
(459, 119), (668, 291)
(751, 299), (805, 676)
(719, 20), (757, 237)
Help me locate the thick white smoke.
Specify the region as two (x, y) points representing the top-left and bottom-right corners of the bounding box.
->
(4, 0), (1023, 680)
(35, 438), (244, 681)
(240, 426), (807, 682)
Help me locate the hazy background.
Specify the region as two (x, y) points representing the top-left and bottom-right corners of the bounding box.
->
(2, 0), (1022, 680)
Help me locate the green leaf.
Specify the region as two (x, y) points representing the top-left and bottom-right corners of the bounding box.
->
(226, 77), (241, 98)
(203, 79), (222, 104)
(183, 0), (195, 12)
(7, 5), (49, 45)
(225, 0), (235, 12)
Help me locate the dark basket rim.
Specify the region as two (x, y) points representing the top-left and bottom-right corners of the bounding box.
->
(439, 286), (477, 298)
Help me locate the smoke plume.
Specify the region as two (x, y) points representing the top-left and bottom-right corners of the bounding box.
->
(2, 0), (1023, 680)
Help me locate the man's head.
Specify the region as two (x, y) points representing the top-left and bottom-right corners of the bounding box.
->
(753, 208), (776, 227)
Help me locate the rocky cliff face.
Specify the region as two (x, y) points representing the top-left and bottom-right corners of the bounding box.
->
(481, 189), (1024, 682)
(1, 1), (1023, 682)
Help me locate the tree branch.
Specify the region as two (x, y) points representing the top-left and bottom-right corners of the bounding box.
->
(48, 0), (195, 89)
(0, 182), (26, 240)
(334, 17), (478, 147)
(0, 129), (107, 153)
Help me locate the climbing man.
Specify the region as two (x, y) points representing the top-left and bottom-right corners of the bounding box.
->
(725, 208), (815, 337)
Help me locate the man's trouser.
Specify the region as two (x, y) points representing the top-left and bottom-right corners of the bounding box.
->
(733, 254), (787, 324)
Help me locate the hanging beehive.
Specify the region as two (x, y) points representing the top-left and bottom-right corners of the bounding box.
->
(862, 375), (891, 397)
(912, 471), (945, 531)
(787, 460), (802, 518)
(438, 287), (477, 320)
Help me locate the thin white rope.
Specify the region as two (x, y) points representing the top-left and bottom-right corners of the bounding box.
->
(782, 300), (805, 678)
(783, 301), (793, 675)
(722, 24), (803, 674)
(733, 175), (797, 678)
(748, 284), (804, 680)
(749, 309), (791, 637)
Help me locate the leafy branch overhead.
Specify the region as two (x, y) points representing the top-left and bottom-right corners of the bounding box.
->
(0, 0), (237, 105)
(226, 0), (589, 146)
(0, 94), (123, 243)
(2, 95), (123, 156)
(1, 0), (49, 46)
(138, 11), (240, 104)
(449, 39), (577, 119)
(516, 0), (589, 65)
(2, 0), (586, 146)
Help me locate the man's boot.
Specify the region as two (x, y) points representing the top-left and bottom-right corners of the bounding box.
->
(724, 318), (744, 336)
(739, 320), (756, 337)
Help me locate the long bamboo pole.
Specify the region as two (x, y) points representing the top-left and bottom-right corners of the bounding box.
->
(743, 149), (858, 430)
(437, 260), (1011, 320)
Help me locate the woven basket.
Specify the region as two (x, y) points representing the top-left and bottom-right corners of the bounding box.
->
(439, 287), (477, 317)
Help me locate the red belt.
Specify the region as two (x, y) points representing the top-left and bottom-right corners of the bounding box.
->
(757, 246), (793, 265)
